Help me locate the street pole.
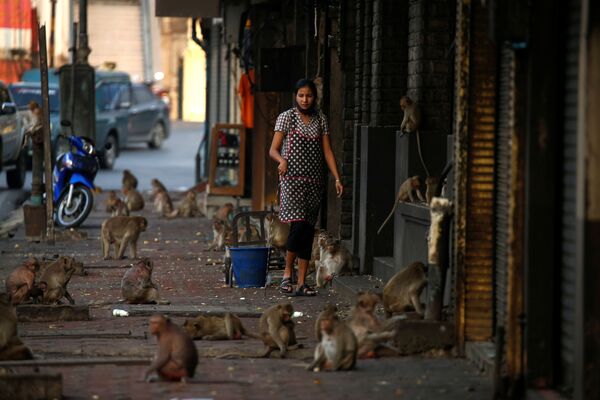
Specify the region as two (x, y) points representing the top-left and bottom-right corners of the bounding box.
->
(39, 25), (55, 244)
(76, 0), (91, 64)
(49, 0), (57, 68)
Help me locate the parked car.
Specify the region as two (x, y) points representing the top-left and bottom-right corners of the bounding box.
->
(15, 69), (171, 170)
(0, 81), (27, 188)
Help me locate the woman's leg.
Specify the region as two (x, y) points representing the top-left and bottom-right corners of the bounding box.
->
(284, 250), (297, 279)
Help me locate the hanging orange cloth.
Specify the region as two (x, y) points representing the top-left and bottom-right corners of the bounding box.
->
(238, 68), (254, 129)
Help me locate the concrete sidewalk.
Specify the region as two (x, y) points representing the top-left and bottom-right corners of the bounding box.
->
(0, 190), (492, 399)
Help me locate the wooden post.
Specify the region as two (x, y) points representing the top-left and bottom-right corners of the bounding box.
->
(39, 25), (55, 244)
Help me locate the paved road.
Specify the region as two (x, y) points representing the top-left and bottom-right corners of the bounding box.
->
(0, 120), (204, 196)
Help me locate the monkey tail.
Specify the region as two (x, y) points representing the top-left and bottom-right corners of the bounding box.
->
(242, 330), (262, 340)
(377, 201), (399, 235)
(164, 209), (178, 219)
(416, 131), (431, 178)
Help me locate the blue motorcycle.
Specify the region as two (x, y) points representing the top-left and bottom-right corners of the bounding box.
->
(53, 122), (100, 228)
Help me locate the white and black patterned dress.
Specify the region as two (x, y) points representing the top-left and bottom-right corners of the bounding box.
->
(274, 108), (329, 226)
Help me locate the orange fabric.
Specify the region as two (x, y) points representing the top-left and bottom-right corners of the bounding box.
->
(238, 69), (254, 129)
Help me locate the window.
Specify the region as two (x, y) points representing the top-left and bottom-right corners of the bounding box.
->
(132, 85), (155, 105)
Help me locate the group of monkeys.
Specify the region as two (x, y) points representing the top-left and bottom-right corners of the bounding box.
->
(141, 259), (428, 381)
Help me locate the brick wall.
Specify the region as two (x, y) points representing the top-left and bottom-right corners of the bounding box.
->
(407, 0), (454, 135)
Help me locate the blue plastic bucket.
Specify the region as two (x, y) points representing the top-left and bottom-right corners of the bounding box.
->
(229, 246), (270, 288)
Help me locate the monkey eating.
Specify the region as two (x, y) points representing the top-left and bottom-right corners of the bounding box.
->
(383, 261), (428, 317)
(0, 293), (34, 361)
(377, 176), (425, 235)
(145, 314), (198, 382)
(101, 216), (148, 259)
(122, 169), (138, 189)
(259, 302), (300, 358)
(5, 257), (40, 305)
(348, 292), (396, 358)
(153, 190), (174, 216)
(123, 184), (145, 212)
(121, 258), (161, 304)
(106, 190), (129, 216)
(307, 310), (357, 372)
(183, 313), (260, 340)
(316, 238), (354, 288)
(37, 255), (77, 304)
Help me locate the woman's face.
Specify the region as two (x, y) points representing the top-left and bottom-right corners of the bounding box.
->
(295, 86), (315, 110)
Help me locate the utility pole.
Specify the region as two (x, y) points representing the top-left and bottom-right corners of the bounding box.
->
(40, 25), (55, 243)
(76, 0), (91, 64)
(49, 0), (57, 68)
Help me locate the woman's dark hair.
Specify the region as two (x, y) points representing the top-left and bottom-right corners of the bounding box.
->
(293, 78), (318, 115)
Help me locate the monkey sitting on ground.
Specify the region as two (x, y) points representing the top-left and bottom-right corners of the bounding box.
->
(383, 261), (428, 318)
(121, 258), (161, 304)
(316, 238), (354, 288)
(123, 184), (145, 212)
(150, 178), (167, 199)
(144, 314), (198, 382)
(377, 176), (426, 235)
(183, 313), (260, 340)
(166, 191), (203, 218)
(5, 257), (40, 305)
(106, 190), (129, 216)
(307, 310), (357, 372)
(122, 169), (138, 189)
(314, 304), (339, 341)
(101, 216), (148, 259)
(37, 255), (77, 304)
(347, 292), (396, 358)
(264, 213), (290, 250)
(207, 218), (232, 251)
(0, 293), (34, 361)
(214, 202), (234, 222)
(153, 190), (174, 216)
(259, 302), (301, 358)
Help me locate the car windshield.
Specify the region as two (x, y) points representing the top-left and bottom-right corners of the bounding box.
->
(8, 86), (60, 113)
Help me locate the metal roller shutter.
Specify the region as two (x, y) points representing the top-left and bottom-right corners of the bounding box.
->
(559, 0), (580, 391)
(494, 45), (515, 332)
(86, 0), (144, 80)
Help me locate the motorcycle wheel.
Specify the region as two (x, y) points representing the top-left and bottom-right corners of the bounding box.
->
(55, 184), (94, 228)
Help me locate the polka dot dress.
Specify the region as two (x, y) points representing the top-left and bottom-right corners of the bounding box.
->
(274, 108), (329, 225)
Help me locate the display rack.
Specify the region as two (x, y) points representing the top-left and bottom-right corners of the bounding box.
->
(208, 124), (246, 196)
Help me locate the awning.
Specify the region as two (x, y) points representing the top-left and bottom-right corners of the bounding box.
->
(155, 0), (220, 17)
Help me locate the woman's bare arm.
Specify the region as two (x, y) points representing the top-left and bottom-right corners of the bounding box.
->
(322, 134), (343, 197)
(269, 131), (288, 175)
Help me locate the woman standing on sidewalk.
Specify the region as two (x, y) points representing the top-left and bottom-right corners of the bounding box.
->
(269, 78), (343, 296)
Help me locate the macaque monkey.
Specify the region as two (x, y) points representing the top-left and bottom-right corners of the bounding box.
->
(153, 190), (174, 216)
(259, 302), (299, 358)
(123, 184), (145, 212)
(316, 239), (354, 288)
(400, 95), (431, 178)
(5, 257), (40, 305)
(307, 312), (357, 372)
(264, 213), (290, 250)
(208, 218), (232, 251)
(237, 223), (261, 242)
(308, 230), (331, 275)
(425, 176), (439, 206)
(214, 202), (234, 222)
(0, 293), (34, 361)
(145, 315), (198, 382)
(38, 255), (77, 304)
(101, 216), (148, 259)
(122, 169), (138, 189)
(121, 258), (160, 304)
(41, 256), (86, 277)
(377, 176), (426, 235)
(348, 292), (396, 358)
(314, 304), (338, 341)
(167, 191), (202, 218)
(106, 190), (129, 216)
(151, 178), (167, 198)
(383, 261), (428, 317)
(183, 313), (260, 340)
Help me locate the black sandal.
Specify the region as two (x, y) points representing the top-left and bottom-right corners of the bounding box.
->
(294, 284), (316, 297)
(280, 277), (294, 294)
